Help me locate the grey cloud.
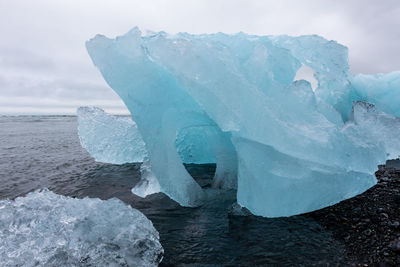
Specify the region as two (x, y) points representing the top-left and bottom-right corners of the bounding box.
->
(0, 72), (119, 100)
(0, 46), (56, 72)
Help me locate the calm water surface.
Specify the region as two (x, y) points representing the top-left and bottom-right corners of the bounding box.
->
(0, 116), (345, 266)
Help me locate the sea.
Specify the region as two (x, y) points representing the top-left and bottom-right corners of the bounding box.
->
(0, 115), (345, 266)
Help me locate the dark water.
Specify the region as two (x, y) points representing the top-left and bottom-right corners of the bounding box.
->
(0, 116), (345, 266)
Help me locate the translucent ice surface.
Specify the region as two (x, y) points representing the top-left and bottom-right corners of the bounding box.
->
(350, 72), (400, 117)
(83, 27), (400, 217)
(77, 106), (147, 164)
(131, 160), (161, 198)
(0, 189), (163, 266)
(343, 101), (400, 160)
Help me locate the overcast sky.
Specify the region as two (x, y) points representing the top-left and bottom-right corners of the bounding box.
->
(0, 0), (399, 114)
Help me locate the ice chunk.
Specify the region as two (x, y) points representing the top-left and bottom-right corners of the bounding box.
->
(350, 72), (400, 117)
(343, 101), (400, 159)
(0, 189), (163, 266)
(77, 106), (147, 164)
(84, 28), (400, 217)
(131, 161), (161, 197)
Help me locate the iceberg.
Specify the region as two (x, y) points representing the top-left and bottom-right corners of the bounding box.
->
(82, 27), (400, 217)
(0, 189), (163, 266)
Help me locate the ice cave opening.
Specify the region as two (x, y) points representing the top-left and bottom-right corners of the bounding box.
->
(294, 65), (318, 91)
(175, 125), (217, 188)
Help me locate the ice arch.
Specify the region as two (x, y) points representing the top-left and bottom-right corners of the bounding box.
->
(81, 27), (400, 217)
(77, 106), (238, 191)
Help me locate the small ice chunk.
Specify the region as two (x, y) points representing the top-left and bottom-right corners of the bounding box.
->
(77, 106), (147, 164)
(0, 189), (163, 266)
(350, 72), (400, 117)
(132, 161), (161, 198)
(344, 101), (400, 159)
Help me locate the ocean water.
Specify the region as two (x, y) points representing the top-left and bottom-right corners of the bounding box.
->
(0, 115), (345, 266)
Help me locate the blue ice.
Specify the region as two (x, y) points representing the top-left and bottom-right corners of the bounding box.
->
(80, 27), (400, 217)
(0, 189), (163, 266)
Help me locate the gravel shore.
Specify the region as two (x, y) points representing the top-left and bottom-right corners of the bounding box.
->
(305, 162), (400, 266)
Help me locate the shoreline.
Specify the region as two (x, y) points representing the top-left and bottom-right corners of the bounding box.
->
(305, 163), (400, 266)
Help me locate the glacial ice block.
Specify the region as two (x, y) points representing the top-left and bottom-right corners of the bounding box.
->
(84, 27), (400, 217)
(77, 106), (147, 164)
(0, 189), (163, 266)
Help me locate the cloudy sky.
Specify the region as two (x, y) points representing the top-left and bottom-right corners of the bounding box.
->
(0, 0), (399, 114)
